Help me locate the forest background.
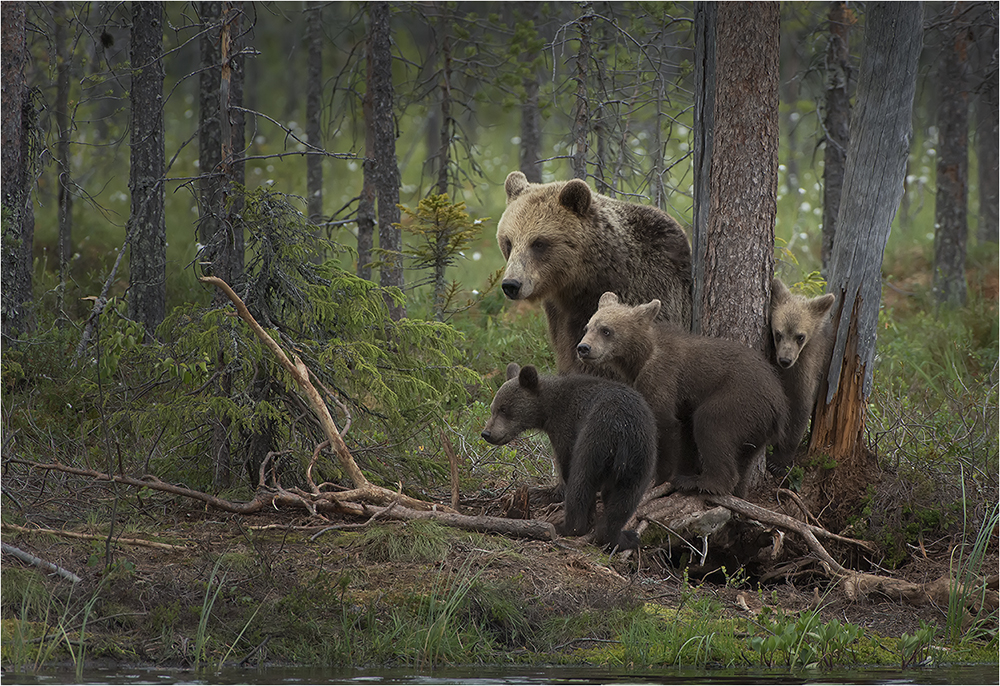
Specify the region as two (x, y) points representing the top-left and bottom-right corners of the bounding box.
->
(0, 0), (998, 672)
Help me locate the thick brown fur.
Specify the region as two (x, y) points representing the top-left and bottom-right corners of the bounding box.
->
(496, 171), (692, 377)
(768, 278), (836, 472)
(576, 293), (788, 497)
(481, 363), (656, 550)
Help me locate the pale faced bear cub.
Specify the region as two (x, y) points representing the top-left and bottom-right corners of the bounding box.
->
(496, 170), (692, 377)
(481, 363), (656, 550)
(768, 277), (836, 473)
(576, 293), (788, 498)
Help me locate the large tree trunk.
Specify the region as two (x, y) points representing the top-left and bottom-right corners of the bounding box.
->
(809, 2), (923, 522)
(198, 1), (222, 267)
(933, 2), (971, 307)
(305, 1), (324, 227)
(434, 2), (454, 196)
(127, 1), (166, 337)
(1, 1), (35, 346)
(367, 1), (404, 319)
(692, 1), (779, 354)
(821, 1), (852, 277)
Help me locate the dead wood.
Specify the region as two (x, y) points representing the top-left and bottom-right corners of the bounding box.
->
(2, 542), (82, 583)
(2, 523), (192, 551)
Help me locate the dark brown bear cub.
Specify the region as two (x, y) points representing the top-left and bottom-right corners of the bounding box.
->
(768, 278), (836, 473)
(481, 363), (656, 550)
(496, 170), (692, 377)
(577, 293), (788, 497)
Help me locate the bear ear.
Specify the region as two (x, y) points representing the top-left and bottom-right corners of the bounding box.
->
(559, 179), (592, 216)
(598, 292), (620, 309)
(505, 362), (521, 380)
(518, 365), (540, 392)
(638, 299), (661, 322)
(811, 293), (836, 319)
(771, 277), (791, 306)
(505, 171), (530, 203)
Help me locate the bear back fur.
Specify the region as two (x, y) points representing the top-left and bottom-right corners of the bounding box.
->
(577, 293), (788, 497)
(496, 171), (692, 375)
(481, 362), (656, 550)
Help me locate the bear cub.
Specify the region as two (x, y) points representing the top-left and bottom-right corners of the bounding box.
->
(768, 278), (836, 473)
(576, 293), (788, 498)
(481, 363), (656, 550)
(496, 170), (692, 377)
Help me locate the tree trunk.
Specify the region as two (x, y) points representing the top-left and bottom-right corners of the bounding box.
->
(55, 2), (74, 318)
(305, 1), (324, 226)
(821, 1), (852, 276)
(198, 1), (222, 265)
(571, 2), (593, 181)
(692, 1), (716, 337)
(127, 1), (166, 338)
(809, 1), (923, 521)
(973, 9), (998, 243)
(933, 2), (971, 307)
(1, 1), (34, 346)
(518, 3), (543, 184)
(367, 1), (404, 319)
(692, 1), (779, 354)
(434, 3), (453, 196)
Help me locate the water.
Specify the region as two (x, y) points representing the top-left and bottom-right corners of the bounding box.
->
(3, 664), (997, 685)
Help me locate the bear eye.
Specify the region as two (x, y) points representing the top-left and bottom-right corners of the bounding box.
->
(530, 239), (549, 253)
(501, 238), (512, 259)
(601, 327), (612, 337)
(774, 332), (783, 342)
(795, 334), (806, 345)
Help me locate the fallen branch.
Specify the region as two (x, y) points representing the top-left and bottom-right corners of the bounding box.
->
(1, 542), (82, 583)
(704, 494), (963, 605)
(2, 523), (191, 551)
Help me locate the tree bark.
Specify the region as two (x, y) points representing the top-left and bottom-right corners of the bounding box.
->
(692, 1), (779, 353)
(571, 2), (593, 181)
(367, 1), (404, 319)
(305, 1), (324, 226)
(198, 1), (222, 263)
(55, 2), (74, 316)
(127, 1), (166, 337)
(933, 2), (971, 307)
(1, 1), (35, 345)
(434, 2), (453, 196)
(692, 1), (716, 337)
(821, 1), (852, 277)
(973, 6), (998, 243)
(518, 3), (543, 184)
(809, 1), (923, 519)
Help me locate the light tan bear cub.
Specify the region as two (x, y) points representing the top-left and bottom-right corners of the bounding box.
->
(496, 170), (692, 378)
(576, 293), (787, 498)
(768, 277), (836, 473)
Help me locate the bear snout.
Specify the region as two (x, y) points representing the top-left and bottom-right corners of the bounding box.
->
(480, 429), (492, 442)
(501, 279), (522, 299)
(576, 342), (592, 359)
(777, 356), (794, 369)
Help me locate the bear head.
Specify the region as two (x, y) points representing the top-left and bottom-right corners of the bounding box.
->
(770, 278), (836, 369)
(576, 292), (660, 379)
(481, 362), (543, 446)
(495, 171), (595, 302)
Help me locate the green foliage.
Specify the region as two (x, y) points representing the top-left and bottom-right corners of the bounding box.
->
(750, 607), (864, 671)
(398, 193), (488, 321)
(899, 621), (937, 669)
(947, 494), (999, 645)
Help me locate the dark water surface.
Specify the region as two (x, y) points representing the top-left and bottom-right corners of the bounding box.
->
(3, 664), (997, 685)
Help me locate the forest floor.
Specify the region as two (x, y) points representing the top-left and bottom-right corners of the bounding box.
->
(3, 478), (995, 673)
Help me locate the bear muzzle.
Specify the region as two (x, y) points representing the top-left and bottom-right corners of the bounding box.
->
(776, 356), (795, 369)
(576, 342), (594, 361)
(501, 279), (522, 299)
